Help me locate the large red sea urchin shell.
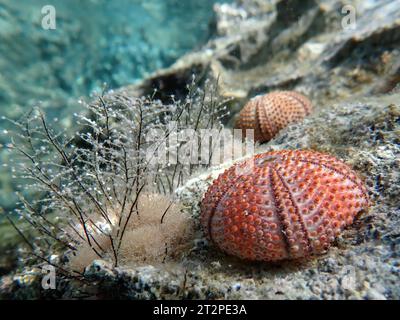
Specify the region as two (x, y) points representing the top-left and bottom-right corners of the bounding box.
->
(200, 150), (369, 262)
(236, 91), (313, 143)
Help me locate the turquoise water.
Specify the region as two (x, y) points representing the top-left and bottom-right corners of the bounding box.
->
(0, 0), (223, 211)
(0, 0), (220, 118)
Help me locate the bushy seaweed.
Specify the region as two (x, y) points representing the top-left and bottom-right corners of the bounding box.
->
(4, 78), (231, 276)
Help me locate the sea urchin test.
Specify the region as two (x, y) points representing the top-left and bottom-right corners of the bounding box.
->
(235, 91), (313, 143)
(200, 150), (369, 262)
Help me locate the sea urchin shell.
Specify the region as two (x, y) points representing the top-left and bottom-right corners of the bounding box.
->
(200, 150), (369, 262)
(236, 91), (312, 143)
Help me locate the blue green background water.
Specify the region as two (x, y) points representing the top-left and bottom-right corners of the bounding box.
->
(0, 0), (223, 211)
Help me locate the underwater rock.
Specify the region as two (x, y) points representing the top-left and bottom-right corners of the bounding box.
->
(122, 0), (400, 110)
(2, 0), (400, 300)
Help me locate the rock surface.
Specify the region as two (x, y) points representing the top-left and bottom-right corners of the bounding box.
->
(1, 0), (400, 299)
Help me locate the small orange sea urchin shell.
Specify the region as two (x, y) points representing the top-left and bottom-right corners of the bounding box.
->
(200, 150), (369, 262)
(236, 91), (313, 143)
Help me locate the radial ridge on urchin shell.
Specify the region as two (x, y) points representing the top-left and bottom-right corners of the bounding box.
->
(200, 150), (369, 262)
(235, 91), (313, 143)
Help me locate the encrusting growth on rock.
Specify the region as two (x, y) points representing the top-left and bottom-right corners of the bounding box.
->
(200, 150), (369, 262)
(236, 91), (313, 143)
